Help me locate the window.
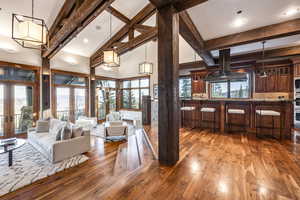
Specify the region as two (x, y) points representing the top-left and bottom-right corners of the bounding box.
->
(121, 77), (150, 110)
(179, 76), (192, 99)
(210, 74), (250, 98)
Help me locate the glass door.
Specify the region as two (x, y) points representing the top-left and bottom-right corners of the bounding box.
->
(13, 85), (34, 135)
(97, 89), (106, 120)
(74, 88), (86, 120)
(0, 84), (5, 138)
(56, 87), (70, 121)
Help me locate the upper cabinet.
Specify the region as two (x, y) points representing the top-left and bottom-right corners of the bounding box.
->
(191, 71), (207, 94)
(255, 66), (292, 93)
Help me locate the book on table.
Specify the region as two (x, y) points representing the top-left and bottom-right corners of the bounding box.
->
(0, 138), (17, 146)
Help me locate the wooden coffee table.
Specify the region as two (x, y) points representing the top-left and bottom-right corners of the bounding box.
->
(0, 138), (26, 166)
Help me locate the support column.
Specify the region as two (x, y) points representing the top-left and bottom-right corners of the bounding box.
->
(90, 67), (96, 117)
(41, 57), (51, 118)
(157, 5), (179, 165)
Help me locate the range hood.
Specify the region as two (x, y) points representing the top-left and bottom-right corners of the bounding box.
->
(204, 49), (247, 82)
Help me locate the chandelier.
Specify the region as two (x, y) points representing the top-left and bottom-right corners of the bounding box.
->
(139, 44), (153, 74)
(12, 0), (48, 49)
(103, 10), (119, 67)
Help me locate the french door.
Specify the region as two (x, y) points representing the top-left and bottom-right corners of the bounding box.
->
(0, 83), (36, 139)
(55, 87), (86, 122)
(96, 88), (116, 121)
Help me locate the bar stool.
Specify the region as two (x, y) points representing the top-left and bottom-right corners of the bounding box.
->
(200, 107), (217, 132)
(255, 109), (283, 140)
(181, 106), (196, 129)
(226, 108), (246, 133)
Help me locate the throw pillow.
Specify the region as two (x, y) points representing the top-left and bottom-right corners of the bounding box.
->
(72, 126), (83, 138)
(61, 124), (72, 140)
(55, 127), (62, 141)
(36, 120), (49, 133)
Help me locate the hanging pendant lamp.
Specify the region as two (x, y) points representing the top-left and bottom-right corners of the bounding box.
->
(12, 0), (48, 49)
(259, 41), (267, 78)
(139, 44), (153, 74)
(103, 11), (120, 68)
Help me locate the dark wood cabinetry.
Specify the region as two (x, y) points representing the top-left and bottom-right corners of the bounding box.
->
(191, 71), (206, 94)
(255, 66), (292, 93)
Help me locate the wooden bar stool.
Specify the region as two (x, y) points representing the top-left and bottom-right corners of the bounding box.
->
(200, 107), (217, 132)
(181, 106), (196, 129)
(255, 109), (283, 140)
(226, 108), (246, 133)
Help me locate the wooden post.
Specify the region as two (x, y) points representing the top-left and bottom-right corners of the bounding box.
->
(142, 95), (151, 125)
(41, 58), (51, 117)
(157, 5), (179, 166)
(90, 67), (96, 117)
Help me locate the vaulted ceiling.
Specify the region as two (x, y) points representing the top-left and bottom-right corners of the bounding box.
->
(0, 0), (300, 70)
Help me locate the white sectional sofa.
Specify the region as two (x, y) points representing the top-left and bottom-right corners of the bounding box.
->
(28, 119), (91, 163)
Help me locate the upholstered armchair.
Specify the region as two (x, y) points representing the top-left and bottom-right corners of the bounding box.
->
(106, 111), (123, 122)
(104, 121), (128, 141)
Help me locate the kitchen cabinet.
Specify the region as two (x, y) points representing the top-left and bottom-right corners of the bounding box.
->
(255, 66), (292, 93)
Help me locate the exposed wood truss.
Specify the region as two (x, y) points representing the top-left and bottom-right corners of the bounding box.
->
(150, 0), (208, 12)
(90, 3), (156, 67)
(106, 6), (130, 24)
(179, 11), (215, 66)
(42, 0), (115, 59)
(204, 18), (300, 51)
(180, 45), (300, 69)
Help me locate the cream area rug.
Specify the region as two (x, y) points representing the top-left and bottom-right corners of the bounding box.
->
(0, 143), (88, 197)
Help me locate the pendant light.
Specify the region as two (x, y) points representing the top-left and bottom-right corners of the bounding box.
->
(259, 41), (267, 78)
(12, 0), (48, 49)
(139, 44), (153, 74)
(103, 11), (120, 67)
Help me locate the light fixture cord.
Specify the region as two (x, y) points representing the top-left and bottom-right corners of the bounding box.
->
(262, 41), (266, 71)
(194, 50), (196, 62)
(32, 0), (34, 18)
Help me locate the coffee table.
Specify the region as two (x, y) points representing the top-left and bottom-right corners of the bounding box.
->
(0, 138), (26, 166)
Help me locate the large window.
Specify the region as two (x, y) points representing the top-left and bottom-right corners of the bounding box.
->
(96, 79), (117, 120)
(179, 76), (192, 99)
(211, 74), (250, 98)
(121, 77), (150, 110)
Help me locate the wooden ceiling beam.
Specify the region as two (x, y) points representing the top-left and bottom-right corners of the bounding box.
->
(180, 45), (300, 70)
(106, 6), (131, 24)
(116, 28), (158, 55)
(205, 18), (300, 51)
(134, 24), (156, 34)
(150, 0), (208, 12)
(179, 11), (215, 66)
(90, 3), (156, 67)
(42, 0), (115, 59)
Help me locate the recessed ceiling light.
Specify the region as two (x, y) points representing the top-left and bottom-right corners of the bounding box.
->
(95, 25), (101, 31)
(83, 38), (89, 43)
(232, 18), (247, 27)
(283, 8), (300, 17)
(65, 57), (78, 65)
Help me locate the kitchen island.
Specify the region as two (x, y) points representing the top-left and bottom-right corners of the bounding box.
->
(181, 99), (293, 138)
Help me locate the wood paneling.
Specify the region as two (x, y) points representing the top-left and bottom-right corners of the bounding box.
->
(157, 4), (179, 165)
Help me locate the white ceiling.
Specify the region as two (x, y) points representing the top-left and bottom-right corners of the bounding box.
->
(61, 0), (150, 57)
(188, 0), (300, 40)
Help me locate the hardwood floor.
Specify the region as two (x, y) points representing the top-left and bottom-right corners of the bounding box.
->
(2, 128), (300, 200)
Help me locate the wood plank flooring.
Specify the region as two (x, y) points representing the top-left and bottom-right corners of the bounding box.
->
(2, 128), (300, 200)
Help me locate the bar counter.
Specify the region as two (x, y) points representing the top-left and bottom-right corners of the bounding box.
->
(181, 99), (293, 138)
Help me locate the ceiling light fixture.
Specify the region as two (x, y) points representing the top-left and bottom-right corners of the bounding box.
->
(65, 57), (78, 65)
(232, 18), (247, 27)
(12, 0), (48, 49)
(102, 65), (112, 71)
(103, 11), (120, 67)
(283, 8), (300, 17)
(83, 38), (89, 44)
(139, 44), (153, 74)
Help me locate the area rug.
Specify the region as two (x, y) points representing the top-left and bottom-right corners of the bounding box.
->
(91, 123), (137, 141)
(0, 143), (88, 197)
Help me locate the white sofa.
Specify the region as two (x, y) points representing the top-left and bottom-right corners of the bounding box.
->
(28, 119), (91, 163)
(75, 116), (97, 130)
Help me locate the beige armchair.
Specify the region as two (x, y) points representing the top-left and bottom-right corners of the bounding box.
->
(104, 121), (128, 141)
